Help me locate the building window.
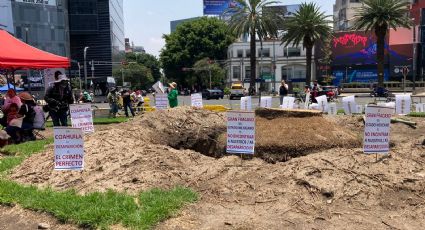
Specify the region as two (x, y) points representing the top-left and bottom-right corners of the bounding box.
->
(237, 49), (243, 58)
(232, 66), (241, 79)
(258, 48), (270, 57)
(282, 67), (292, 80)
(245, 66), (251, 80)
(284, 47), (301, 57)
(246, 49), (251, 58)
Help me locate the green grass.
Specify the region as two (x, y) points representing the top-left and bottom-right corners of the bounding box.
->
(0, 139), (198, 229)
(408, 112), (425, 117)
(46, 117), (129, 127)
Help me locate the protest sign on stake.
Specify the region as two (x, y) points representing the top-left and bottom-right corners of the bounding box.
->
(54, 127), (84, 170)
(280, 96), (295, 109)
(395, 95), (411, 115)
(152, 81), (165, 94)
(304, 92), (311, 109)
(415, 103), (425, 112)
(226, 111), (255, 155)
(315, 95), (328, 112)
(155, 93), (168, 110)
(191, 93), (203, 108)
(343, 96), (357, 115)
(356, 105), (363, 114)
(260, 96), (272, 108)
(363, 106), (393, 157)
(240, 96), (252, 111)
(69, 104), (94, 134)
(328, 103), (337, 115)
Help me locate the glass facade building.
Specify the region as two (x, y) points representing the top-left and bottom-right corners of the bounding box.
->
(69, 0), (125, 94)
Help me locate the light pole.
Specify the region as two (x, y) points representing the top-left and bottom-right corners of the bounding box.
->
(83, 46), (89, 90)
(77, 62), (82, 91)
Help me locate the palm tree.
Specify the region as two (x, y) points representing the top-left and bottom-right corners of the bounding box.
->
(227, 0), (281, 95)
(353, 0), (411, 87)
(280, 2), (332, 86)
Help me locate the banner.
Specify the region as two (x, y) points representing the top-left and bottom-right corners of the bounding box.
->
(328, 103), (337, 115)
(315, 95), (328, 112)
(155, 93), (168, 110)
(240, 96), (252, 111)
(54, 127), (84, 170)
(281, 96), (295, 109)
(69, 104), (94, 133)
(191, 93), (203, 108)
(342, 96), (357, 115)
(260, 96), (272, 108)
(203, 0), (240, 15)
(16, 0), (57, 6)
(152, 81), (165, 94)
(395, 95), (411, 115)
(226, 111), (255, 154)
(363, 106), (392, 154)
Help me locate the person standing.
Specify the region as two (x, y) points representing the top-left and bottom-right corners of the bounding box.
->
(107, 87), (119, 118)
(311, 80), (321, 103)
(279, 80), (289, 105)
(121, 89), (135, 117)
(168, 82), (178, 108)
(44, 75), (74, 126)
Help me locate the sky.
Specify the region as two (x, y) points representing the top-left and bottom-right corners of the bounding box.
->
(123, 0), (334, 57)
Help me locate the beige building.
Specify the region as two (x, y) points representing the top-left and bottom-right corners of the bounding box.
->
(333, 0), (363, 31)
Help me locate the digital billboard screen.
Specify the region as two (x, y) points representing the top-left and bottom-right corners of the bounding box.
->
(203, 0), (240, 15)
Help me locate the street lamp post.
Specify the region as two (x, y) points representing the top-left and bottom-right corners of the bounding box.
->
(83, 47), (89, 90)
(77, 62), (82, 91)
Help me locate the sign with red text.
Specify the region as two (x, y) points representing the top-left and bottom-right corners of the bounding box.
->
(69, 104), (94, 133)
(191, 93), (203, 108)
(155, 93), (168, 110)
(226, 111), (255, 154)
(363, 106), (392, 154)
(54, 128), (84, 170)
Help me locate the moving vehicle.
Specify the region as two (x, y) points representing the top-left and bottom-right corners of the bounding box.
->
(202, 89), (224, 100)
(229, 83), (245, 100)
(370, 86), (389, 98)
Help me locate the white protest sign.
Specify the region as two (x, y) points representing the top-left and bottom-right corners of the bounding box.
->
(54, 127), (84, 170)
(191, 93), (203, 108)
(280, 96), (295, 109)
(363, 106), (392, 154)
(226, 111), (255, 154)
(343, 96), (357, 115)
(304, 92), (310, 109)
(328, 103), (337, 115)
(155, 93), (168, 110)
(240, 96), (252, 111)
(315, 95), (328, 112)
(395, 95), (411, 115)
(260, 96), (272, 108)
(152, 81), (165, 94)
(415, 103), (425, 112)
(69, 104), (94, 134)
(356, 105), (363, 114)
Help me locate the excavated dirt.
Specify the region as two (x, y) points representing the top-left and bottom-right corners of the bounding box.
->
(7, 107), (425, 229)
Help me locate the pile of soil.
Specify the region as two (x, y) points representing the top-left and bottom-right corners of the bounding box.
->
(7, 108), (425, 229)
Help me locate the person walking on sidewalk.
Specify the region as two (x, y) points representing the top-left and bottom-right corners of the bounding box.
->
(168, 82), (178, 108)
(121, 89), (135, 117)
(279, 80), (289, 105)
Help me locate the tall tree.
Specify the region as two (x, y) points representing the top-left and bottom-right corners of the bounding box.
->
(112, 63), (154, 89)
(160, 17), (235, 88)
(353, 0), (411, 87)
(126, 53), (161, 81)
(281, 2), (332, 86)
(226, 0), (281, 95)
(193, 58), (225, 89)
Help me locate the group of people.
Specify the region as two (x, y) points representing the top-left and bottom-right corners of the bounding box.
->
(107, 88), (145, 118)
(279, 79), (324, 104)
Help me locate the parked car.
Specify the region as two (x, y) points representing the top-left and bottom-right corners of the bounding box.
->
(202, 89), (224, 100)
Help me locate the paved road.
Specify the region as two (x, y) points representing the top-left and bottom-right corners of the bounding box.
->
(94, 94), (425, 110)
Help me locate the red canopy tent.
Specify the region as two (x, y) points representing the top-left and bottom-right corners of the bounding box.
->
(0, 29), (70, 69)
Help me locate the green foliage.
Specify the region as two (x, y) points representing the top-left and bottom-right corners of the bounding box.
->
(46, 117), (128, 128)
(226, 0), (282, 92)
(408, 112), (425, 117)
(352, 0), (411, 87)
(281, 2), (332, 85)
(191, 58), (225, 88)
(126, 52), (162, 81)
(160, 17), (235, 88)
(224, 87), (231, 95)
(113, 62), (154, 90)
(292, 88), (301, 93)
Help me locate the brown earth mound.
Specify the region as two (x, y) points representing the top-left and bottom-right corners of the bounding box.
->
(8, 108), (425, 229)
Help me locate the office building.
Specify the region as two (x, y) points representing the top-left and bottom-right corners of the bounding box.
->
(226, 40), (315, 92)
(333, 0), (363, 31)
(69, 0), (125, 94)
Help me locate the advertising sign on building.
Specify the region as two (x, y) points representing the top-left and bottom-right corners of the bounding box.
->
(315, 95), (328, 112)
(240, 96), (252, 111)
(155, 93), (168, 110)
(69, 104), (94, 134)
(363, 106), (392, 154)
(16, 0), (57, 6)
(191, 93), (203, 108)
(203, 0), (240, 15)
(226, 111), (255, 155)
(281, 96), (295, 109)
(260, 96), (272, 108)
(54, 127), (84, 170)
(343, 96), (357, 115)
(395, 95), (411, 115)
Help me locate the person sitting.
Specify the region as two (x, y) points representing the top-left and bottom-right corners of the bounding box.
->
(2, 89), (22, 112)
(6, 103), (19, 126)
(5, 92), (36, 143)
